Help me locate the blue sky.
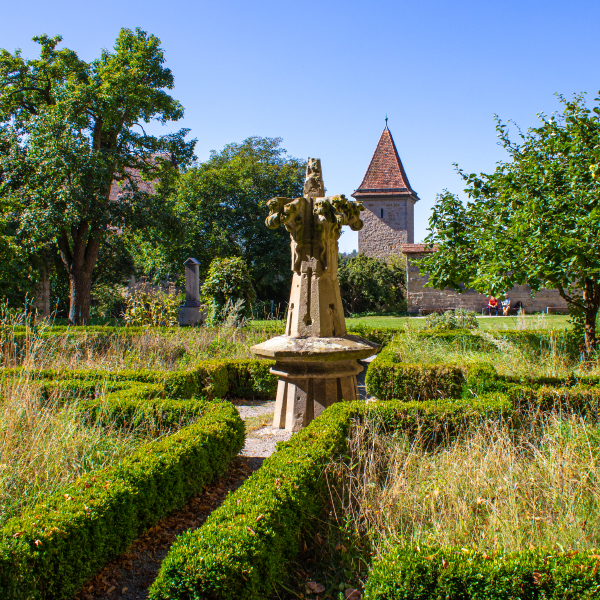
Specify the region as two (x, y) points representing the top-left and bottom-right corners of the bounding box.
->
(3, 0), (600, 252)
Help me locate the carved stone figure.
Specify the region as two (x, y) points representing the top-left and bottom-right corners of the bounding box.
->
(252, 159), (380, 431)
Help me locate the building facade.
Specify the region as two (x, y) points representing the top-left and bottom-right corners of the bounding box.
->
(353, 125), (568, 314)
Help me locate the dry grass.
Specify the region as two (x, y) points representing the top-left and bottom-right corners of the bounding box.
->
(1, 320), (276, 372)
(328, 415), (600, 557)
(390, 327), (599, 379)
(0, 374), (156, 526)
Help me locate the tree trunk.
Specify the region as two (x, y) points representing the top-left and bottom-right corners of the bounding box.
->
(68, 269), (93, 325)
(57, 223), (102, 326)
(583, 279), (600, 359)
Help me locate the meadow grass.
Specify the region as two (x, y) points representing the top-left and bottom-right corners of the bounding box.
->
(328, 414), (600, 557)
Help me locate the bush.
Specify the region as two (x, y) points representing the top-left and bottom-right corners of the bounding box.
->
(425, 309), (479, 332)
(366, 361), (465, 402)
(149, 396), (511, 600)
(202, 257), (256, 323)
(122, 280), (180, 327)
(338, 254), (405, 315)
(364, 544), (600, 599)
(0, 400), (245, 600)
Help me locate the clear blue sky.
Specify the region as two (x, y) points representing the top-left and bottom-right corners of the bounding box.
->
(3, 0), (600, 252)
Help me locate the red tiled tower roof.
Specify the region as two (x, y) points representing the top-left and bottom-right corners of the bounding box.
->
(352, 126), (418, 199)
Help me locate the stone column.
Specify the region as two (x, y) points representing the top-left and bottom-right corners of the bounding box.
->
(178, 257), (206, 326)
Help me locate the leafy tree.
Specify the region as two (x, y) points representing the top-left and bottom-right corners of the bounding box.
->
(338, 253), (405, 315)
(202, 256), (256, 322)
(163, 136), (305, 302)
(422, 94), (600, 356)
(0, 29), (195, 324)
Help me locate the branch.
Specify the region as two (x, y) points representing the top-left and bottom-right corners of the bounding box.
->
(556, 282), (584, 310)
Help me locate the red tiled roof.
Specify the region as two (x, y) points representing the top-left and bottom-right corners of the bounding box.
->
(352, 126), (418, 199)
(401, 243), (436, 253)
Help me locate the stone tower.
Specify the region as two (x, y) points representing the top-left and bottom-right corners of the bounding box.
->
(352, 124), (419, 258)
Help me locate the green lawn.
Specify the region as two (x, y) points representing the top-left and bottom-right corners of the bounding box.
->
(345, 314), (572, 330)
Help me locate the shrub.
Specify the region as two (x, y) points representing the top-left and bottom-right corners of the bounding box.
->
(122, 280), (180, 327)
(338, 254), (405, 315)
(0, 400), (244, 600)
(364, 545), (600, 599)
(365, 361), (465, 401)
(425, 309), (479, 332)
(202, 257), (256, 323)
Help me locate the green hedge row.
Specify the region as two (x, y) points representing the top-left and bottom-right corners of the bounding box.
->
(0, 400), (245, 600)
(364, 545), (600, 599)
(2, 358), (278, 401)
(365, 362), (464, 402)
(149, 396), (511, 600)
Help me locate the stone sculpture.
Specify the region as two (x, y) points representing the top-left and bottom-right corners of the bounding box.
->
(251, 159), (381, 431)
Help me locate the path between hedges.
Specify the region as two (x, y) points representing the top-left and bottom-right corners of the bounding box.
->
(75, 359), (375, 600)
(74, 400), (289, 600)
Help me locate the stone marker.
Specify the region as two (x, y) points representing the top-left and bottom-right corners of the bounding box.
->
(178, 257), (206, 326)
(251, 159), (381, 431)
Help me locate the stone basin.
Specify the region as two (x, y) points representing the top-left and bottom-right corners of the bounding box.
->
(250, 334), (381, 362)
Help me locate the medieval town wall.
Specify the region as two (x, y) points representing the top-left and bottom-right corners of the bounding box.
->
(403, 248), (568, 314)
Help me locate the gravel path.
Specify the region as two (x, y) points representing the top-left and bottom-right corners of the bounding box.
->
(75, 399), (285, 600)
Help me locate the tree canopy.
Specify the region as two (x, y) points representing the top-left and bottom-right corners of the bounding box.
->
(0, 29), (195, 323)
(137, 136), (305, 302)
(422, 94), (600, 355)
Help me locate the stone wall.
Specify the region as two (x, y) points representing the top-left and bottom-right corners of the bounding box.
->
(403, 247), (568, 314)
(358, 198), (415, 258)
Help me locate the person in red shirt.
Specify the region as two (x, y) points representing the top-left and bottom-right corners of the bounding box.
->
(486, 296), (499, 315)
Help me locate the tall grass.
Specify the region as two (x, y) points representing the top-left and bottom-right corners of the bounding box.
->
(390, 326), (599, 378)
(0, 374), (157, 526)
(0, 306), (203, 524)
(328, 414), (600, 557)
(1, 318), (278, 371)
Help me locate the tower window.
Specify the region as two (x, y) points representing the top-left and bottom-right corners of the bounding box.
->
(380, 208), (384, 219)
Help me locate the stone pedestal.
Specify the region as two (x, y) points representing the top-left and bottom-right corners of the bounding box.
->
(251, 158), (381, 430)
(252, 334), (379, 432)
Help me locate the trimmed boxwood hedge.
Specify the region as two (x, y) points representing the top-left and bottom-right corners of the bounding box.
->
(149, 396), (511, 600)
(365, 362), (465, 402)
(364, 544), (600, 599)
(1, 358), (278, 401)
(0, 400), (245, 600)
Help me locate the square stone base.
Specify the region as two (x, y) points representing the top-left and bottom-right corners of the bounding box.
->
(273, 376), (359, 432)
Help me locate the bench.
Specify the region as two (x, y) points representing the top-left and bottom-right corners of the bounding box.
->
(546, 307), (569, 314)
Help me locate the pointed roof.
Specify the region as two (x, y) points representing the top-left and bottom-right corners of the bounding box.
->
(352, 126), (419, 199)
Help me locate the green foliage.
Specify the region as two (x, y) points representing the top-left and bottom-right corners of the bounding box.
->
(154, 136), (305, 302)
(122, 282), (180, 327)
(424, 309), (479, 332)
(202, 257), (256, 323)
(0, 30), (195, 324)
(422, 94), (600, 355)
(338, 253), (405, 315)
(364, 545), (600, 599)
(149, 397), (511, 600)
(465, 362), (499, 395)
(0, 400), (244, 600)
(365, 361), (465, 402)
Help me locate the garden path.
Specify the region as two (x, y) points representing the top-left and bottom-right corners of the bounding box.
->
(74, 399), (288, 600)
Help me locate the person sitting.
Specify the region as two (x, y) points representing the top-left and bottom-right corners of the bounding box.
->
(502, 296), (511, 316)
(513, 300), (524, 314)
(486, 296), (499, 315)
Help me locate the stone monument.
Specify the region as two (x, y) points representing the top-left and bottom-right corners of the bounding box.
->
(251, 159), (381, 431)
(178, 257), (206, 326)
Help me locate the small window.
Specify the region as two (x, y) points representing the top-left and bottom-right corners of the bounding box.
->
(380, 208), (384, 219)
